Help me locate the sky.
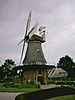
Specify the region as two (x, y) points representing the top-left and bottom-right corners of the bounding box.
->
(0, 0), (75, 66)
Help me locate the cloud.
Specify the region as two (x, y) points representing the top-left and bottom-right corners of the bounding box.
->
(0, 0), (75, 65)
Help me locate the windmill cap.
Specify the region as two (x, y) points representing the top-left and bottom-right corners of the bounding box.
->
(28, 34), (45, 43)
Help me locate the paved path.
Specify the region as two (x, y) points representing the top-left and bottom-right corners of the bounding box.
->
(41, 84), (62, 89)
(41, 84), (71, 90)
(0, 92), (20, 100)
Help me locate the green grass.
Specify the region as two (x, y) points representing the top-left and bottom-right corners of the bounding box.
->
(0, 87), (40, 93)
(48, 95), (75, 100)
(0, 84), (40, 93)
(0, 82), (40, 93)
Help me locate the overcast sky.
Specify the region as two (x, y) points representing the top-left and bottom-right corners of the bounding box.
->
(0, 0), (75, 66)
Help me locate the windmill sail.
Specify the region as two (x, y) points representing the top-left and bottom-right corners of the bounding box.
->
(20, 39), (26, 64)
(26, 11), (31, 35)
(28, 23), (38, 38)
(17, 39), (24, 46)
(18, 23), (38, 46)
(20, 11), (32, 64)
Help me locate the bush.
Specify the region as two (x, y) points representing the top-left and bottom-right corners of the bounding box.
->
(21, 83), (34, 88)
(2, 82), (15, 88)
(2, 82), (21, 88)
(20, 82), (41, 88)
(2, 82), (41, 88)
(34, 82), (41, 88)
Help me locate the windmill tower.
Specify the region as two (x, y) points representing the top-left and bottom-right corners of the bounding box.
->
(23, 34), (46, 65)
(17, 11), (54, 84)
(19, 11), (46, 65)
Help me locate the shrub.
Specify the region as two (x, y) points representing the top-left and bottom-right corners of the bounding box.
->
(2, 82), (21, 88)
(34, 82), (41, 88)
(21, 83), (34, 88)
(2, 82), (41, 88)
(21, 82), (41, 88)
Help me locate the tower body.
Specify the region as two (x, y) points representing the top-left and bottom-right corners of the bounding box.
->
(23, 34), (46, 65)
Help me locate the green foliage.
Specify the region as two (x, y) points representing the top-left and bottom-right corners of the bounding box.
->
(57, 55), (75, 78)
(0, 59), (16, 82)
(0, 83), (39, 92)
(57, 55), (75, 67)
(34, 82), (41, 88)
(2, 82), (21, 88)
(2, 82), (41, 89)
(22, 84), (34, 88)
(21, 82), (41, 88)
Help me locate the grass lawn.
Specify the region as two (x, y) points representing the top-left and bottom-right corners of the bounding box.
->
(0, 86), (40, 93)
(0, 82), (40, 93)
(49, 94), (75, 100)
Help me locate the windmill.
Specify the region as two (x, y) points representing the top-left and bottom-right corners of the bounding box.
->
(19, 11), (38, 64)
(15, 11), (55, 84)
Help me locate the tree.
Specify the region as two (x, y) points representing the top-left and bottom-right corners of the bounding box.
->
(0, 59), (16, 82)
(57, 55), (75, 78)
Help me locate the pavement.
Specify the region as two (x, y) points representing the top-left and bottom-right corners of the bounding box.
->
(0, 92), (21, 100)
(41, 84), (62, 89)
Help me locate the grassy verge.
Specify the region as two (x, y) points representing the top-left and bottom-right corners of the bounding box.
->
(0, 86), (40, 93)
(49, 94), (75, 100)
(0, 83), (40, 93)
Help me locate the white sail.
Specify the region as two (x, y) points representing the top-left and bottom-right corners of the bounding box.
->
(29, 23), (38, 38)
